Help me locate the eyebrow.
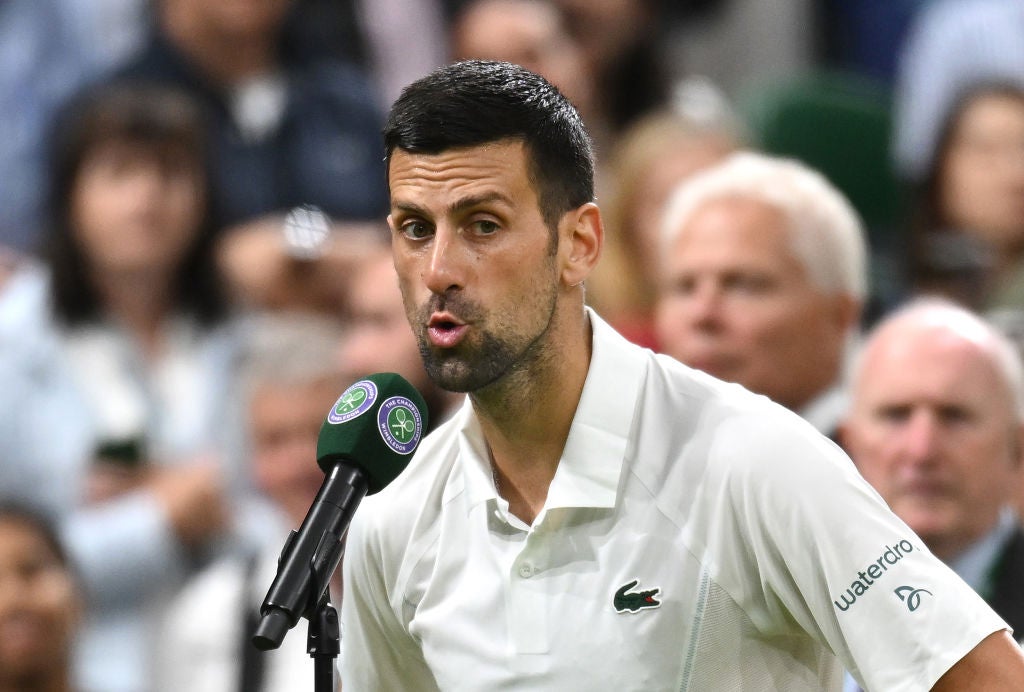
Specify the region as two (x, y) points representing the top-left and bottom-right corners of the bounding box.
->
(392, 191), (514, 218)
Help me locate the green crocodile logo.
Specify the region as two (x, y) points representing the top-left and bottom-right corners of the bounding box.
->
(614, 579), (661, 613)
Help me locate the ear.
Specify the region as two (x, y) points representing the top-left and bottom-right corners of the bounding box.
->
(833, 293), (862, 332)
(1011, 420), (1024, 471)
(559, 202), (603, 288)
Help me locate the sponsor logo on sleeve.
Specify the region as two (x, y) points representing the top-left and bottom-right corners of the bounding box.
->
(832, 539), (918, 613)
(894, 585), (932, 612)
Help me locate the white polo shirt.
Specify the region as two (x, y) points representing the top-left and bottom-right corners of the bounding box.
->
(341, 310), (1007, 691)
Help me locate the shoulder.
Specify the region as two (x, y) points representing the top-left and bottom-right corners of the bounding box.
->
(635, 353), (858, 502)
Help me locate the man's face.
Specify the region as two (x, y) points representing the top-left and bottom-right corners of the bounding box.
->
(250, 377), (342, 524)
(388, 140), (562, 393)
(842, 324), (1022, 560)
(655, 196), (853, 410)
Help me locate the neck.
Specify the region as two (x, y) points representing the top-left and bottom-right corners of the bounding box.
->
(473, 306), (592, 524)
(162, 4), (279, 84)
(91, 268), (174, 357)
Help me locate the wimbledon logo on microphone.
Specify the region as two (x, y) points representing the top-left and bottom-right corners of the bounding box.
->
(377, 396), (423, 455)
(327, 380), (378, 424)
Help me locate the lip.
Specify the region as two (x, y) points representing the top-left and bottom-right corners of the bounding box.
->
(427, 312), (469, 348)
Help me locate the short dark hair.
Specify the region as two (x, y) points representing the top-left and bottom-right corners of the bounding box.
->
(41, 80), (226, 326)
(383, 60), (595, 229)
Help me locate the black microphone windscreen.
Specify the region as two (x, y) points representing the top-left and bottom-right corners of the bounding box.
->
(315, 372), (428, 493)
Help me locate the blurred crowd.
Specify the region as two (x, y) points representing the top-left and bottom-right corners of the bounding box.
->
(1, 0), (1023, 690)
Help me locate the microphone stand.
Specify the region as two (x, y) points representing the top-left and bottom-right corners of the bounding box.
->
(308, 593), (340, 692)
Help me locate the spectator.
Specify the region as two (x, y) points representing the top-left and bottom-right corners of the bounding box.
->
(0, 81), (238, 692)
(156, 312), (347, 692)
(552, 0), (672, 132)
(0, 501), (83, 692)
(907, 82), (1024, 311)
(450, 0), (603, 147)
(589, 99), (743, 348)
(339, 247), (463, 428)
(840, 296), (1024, 639)
(111, 0), (388, 234)
(0, 0), (151, 254)
(655, 151), (867, 439)
(893, 0), (1024, 183)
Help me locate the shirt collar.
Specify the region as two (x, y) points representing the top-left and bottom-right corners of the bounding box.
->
(455, 308), (647, 512)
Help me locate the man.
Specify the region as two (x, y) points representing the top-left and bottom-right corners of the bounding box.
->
(655, 151), (866, 439)
(340, 59), (1024, 690)
(841, 297), (1024, 639)
(112, 0), (388, 230)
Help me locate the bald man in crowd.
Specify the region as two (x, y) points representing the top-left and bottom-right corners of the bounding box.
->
(841, 297), (1024, 640)
(656, 151), (866, 439)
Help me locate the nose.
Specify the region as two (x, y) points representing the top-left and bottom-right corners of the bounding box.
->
(898, 410), (941, 466)
(681, 279), (725, 329)
(423, 226), (467, 295)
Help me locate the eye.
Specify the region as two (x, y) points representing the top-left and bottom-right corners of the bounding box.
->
(875, 405), (912, 424)
(468, 219), (500, 236)
(399, 219), (433, 240)
(667, 275), (696, 296)
(723, 273), (774, 294)
(937, 405), (972, 425)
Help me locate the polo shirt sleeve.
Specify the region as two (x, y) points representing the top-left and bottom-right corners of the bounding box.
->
(341, 500), (439, 691)
(715, 413), (1008, 692)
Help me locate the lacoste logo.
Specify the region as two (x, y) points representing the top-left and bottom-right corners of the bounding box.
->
(894, 585), (932, 612)
(614, 579), (661, 613)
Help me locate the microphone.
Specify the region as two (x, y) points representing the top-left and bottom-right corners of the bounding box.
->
(251, 372), (428, 651)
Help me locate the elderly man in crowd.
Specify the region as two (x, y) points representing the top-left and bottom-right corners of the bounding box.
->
(840, 297), (1024, 639)
(655, 151), (866, 439)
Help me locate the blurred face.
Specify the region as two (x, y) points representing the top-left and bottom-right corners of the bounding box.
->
(656, 196), (854, 410)
(0, 518), (80, 685)
(842, 323), (1022, 561)
(71, 139), (204, 278)
(388, 141), (565, 393)
(626, 138), (735, 274)
(453, 0), (593, 119)
(941, 92), (1024, 252)
(340, 254), (429, 391)
(250, 377), (342, 524)
(173, 0), (293, 39)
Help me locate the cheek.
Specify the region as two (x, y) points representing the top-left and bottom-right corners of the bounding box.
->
(69, 179), (115, 248)
(847, 428), (897, 481)
(33, 572), (80, 625)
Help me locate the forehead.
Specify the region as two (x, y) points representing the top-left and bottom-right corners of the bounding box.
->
(388, 141), (536, 208)
(860, 326), (1011, 404)
(669, 196), (799, 268)
(955, 92), (1024, 130)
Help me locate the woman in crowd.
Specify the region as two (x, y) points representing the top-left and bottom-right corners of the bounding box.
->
(0, 80), (239, 692)
(907, 82), (1024, 311)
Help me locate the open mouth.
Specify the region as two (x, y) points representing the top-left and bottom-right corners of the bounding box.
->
(427, 313), (468, 348)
